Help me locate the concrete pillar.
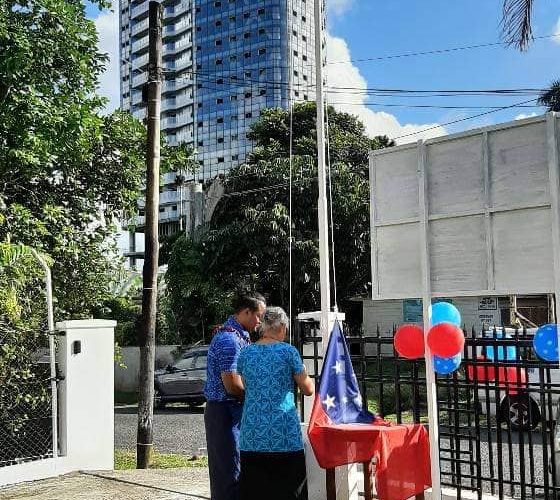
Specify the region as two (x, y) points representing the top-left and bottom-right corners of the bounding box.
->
(56, 319), (116, 471)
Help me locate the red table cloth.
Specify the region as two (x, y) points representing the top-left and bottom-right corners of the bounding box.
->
(308, 421), (431, 500)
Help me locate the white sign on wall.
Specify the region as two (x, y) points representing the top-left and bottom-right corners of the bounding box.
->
(369, 114), (560, 303)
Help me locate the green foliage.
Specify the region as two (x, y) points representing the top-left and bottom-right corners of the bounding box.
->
(538, 79), (560, 112)
(166, 235), (233, 344)
(167, 102), (395, 338)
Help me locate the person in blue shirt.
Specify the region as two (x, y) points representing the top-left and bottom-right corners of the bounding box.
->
(237, 307), (314, 500)
(204, 293), (266, 500)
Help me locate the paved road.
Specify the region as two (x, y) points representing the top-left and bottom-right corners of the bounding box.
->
(115, 407), (557, 497)
(115, 405), (207, 456)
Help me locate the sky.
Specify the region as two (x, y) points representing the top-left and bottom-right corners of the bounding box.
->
(90, 0), (560, 144)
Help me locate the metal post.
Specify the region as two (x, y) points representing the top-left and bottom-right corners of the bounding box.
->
(137, 0), (162, 469)
(313, 0), (331, 338)
(30, 249), (57, 459)
(417, 140), (442, 498)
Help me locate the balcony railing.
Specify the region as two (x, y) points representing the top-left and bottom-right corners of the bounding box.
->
(131, 1), (149, 20)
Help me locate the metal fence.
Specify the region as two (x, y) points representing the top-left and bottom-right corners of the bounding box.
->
(0, 323), (56, 467)
(294, 320), (560, 499)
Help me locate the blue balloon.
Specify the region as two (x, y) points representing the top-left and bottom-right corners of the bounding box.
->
(485, 332), (517, 361)
(430, 302), (461, 327)
(433, 353), (462, 375)
(533, 324), (559, 362)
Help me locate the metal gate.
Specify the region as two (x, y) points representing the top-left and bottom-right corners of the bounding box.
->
(294, 319), (560, 499)
(0, 322), (58, 467)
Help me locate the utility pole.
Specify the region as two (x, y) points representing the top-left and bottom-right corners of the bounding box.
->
(137, 0), (162, 470)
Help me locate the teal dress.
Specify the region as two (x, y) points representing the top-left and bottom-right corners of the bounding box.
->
(237, 342), (309, 500)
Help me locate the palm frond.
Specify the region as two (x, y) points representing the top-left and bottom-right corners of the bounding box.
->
(500, 0), (534, 51)
(537, 80), (560, 112)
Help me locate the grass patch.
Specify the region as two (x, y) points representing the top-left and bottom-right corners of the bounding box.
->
(115, 391), (138, 405)
(115, 449), (208, 470)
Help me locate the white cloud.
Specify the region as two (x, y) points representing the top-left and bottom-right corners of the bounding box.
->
(553, 17), (560, 44)
(94, 6), (120, 112)
(514, 112), (538, 120)
(328, 0), (354, 17)
(325, 34), (447, 144)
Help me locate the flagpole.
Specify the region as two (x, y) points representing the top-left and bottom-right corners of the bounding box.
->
(314, 0), (331, 338)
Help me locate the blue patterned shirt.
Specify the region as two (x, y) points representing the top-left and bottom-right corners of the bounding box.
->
(237, 342), (306, 452)
(204, 316), (250, 402)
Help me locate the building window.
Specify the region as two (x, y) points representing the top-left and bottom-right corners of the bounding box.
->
(215, 20), (222, 27)
(218, 157), (224, 163)
(230, 34), (237, 41)
(293, 10), (297, 16)
(198, 102), (203, 108)
(245, 71), (251, 77)
(231, 95), (238, 101)
(244, 52), (251, 58)
(230, 55), (237, 61)
(214, 1), (221, 6)
(217, 137), (224, 143)
(244, 32), (250, 39)
(302, 15), (306, 22)
(245, 112), (252, 118)
(259, 68), (266, 75)
(303, 54), (307, 61)
(215, 39), (222, 46)
(258, 8), (265, 15)
(244, 12), (250, 18)
(215, 59), (223, 65)
(232, 154), (239, 160)
(245, 92), (252, 98)
(302, 34), (307, 42)
(294, 70), (298, 76)
(198, 122), (203, 127)
(303, 74), (308, 81)
(216, 98), (223, 104)
(198, 140), (203, 146)
(216, 78), (224, 84)
(258, 48), (266, 55)
(232, 134), (238, 140)
(229, 15), (236, 22)
(259, 28), (266, 35)
(294, 90), (300, 97)
(304, 94), (308, 101)
(196, 26), (202, 32)
(217, 117), (224, 123)
(172, 205), (178, 211)
(259, 89), (266, 96)
(294, 50), (298, 57)
(293, 29), (297, 36)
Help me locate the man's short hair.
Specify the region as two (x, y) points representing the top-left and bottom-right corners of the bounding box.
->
(232, 292), (266, 313)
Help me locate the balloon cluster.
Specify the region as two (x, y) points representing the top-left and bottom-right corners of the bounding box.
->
(393, 302), (465, 375)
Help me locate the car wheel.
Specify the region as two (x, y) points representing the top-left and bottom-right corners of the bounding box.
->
(154, 388), (166, 410)
(501, 395), (540, 431)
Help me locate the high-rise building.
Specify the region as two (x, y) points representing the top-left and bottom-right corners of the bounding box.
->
(119, 0), (319, 243)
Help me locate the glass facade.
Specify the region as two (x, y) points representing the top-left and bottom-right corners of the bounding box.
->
(119, 0), (319, 234)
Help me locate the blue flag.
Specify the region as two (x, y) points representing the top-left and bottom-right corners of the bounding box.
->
(317, 321), (375, 424)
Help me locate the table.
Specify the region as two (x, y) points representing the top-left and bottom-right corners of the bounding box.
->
(308, 422), (431, 500)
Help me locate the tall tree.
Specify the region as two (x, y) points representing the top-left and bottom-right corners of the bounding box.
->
(167, 102), (395, 339)
(538, 79), (560, 111)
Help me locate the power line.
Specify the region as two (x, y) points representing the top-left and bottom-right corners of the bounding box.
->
(392, 97), (538, 141)
(327, 33), (560, 65)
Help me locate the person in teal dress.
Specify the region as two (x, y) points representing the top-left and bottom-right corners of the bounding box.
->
(237, 307), (314, 500)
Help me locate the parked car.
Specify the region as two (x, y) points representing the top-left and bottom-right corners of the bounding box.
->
(153, 345), (208, 409)
(465, 328), (560, 431)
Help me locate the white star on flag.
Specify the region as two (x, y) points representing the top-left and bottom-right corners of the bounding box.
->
(332, 360), (345, 375)
(322, 394), (336, 411)
(342, 396), (349, 404)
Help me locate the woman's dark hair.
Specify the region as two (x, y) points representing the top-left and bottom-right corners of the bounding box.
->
(232, 292), (266, 313)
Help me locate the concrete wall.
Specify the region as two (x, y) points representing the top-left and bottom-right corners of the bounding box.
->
(115, 345), (180, 393)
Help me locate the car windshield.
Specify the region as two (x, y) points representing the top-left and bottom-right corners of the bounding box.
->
(174, 356), (194, 371)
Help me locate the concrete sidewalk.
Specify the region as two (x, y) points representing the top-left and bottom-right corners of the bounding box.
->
(0, 467), (210, 500)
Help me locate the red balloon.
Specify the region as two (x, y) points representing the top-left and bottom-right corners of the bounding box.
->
(466, 356), (496, 382)
(427, 322), (464, 358)
(394, 324), (425, 359)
